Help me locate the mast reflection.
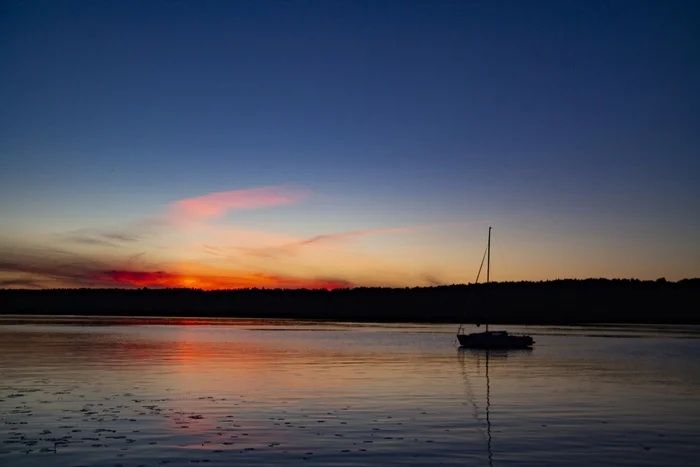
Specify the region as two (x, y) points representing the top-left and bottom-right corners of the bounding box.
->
(458, 348), (533, 467)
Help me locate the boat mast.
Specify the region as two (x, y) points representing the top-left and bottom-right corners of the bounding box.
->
(486, 226), (491, 332)
(487, 227), (491, 284)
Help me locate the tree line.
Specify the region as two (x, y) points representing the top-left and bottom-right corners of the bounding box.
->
(1, 278), (698, 324)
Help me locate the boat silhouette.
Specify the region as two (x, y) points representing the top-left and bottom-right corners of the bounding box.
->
(457, 227), (534, 349)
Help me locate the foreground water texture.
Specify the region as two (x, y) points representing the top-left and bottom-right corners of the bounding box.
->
(1, 318), (699, 466)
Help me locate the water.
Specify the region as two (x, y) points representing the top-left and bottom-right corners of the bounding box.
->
(1, 317), (699, 466)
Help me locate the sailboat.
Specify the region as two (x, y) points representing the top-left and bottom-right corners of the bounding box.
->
(457, 227), (534, 349)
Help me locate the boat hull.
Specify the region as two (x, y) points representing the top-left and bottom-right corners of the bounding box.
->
(457, 331), (534, 349)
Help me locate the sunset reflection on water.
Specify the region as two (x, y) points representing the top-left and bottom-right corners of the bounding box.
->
(1, 318), (699, 466)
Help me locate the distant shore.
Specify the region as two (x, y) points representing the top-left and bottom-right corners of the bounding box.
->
(1, 278), (698, 325)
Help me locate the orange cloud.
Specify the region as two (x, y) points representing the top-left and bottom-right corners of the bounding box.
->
(170, 186), (309, 221)
(0, 251), (351, 290)
(94, 269), (350, 290)
(2, 187), (480, 290)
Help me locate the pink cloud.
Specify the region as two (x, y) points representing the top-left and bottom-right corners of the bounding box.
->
(170, 186), (309, 221)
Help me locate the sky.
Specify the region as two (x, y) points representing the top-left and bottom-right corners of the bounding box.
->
(1, 0), (699, 289)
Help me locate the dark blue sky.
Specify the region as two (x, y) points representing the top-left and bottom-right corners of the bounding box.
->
(1, 0), (699, 286)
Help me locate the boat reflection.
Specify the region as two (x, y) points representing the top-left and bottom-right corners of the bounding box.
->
(458, 348), (533, 467)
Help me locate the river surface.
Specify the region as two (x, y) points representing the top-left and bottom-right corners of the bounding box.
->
(1, 317), (699, 466)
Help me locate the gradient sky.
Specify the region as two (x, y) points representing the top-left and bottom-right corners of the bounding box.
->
(1, 0), (699, 289)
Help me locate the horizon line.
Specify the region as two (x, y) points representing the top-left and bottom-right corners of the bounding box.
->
(1, 276), (697, 292)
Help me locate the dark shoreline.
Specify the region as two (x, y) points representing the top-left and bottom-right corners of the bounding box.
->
(1, 278), (698, 325)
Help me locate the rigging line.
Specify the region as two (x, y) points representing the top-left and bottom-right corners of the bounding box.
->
(458, 245), (489, 334)
(475, 245), (488, 284)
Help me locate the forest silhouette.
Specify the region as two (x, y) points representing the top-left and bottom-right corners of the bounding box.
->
(1, 278), (698, 324)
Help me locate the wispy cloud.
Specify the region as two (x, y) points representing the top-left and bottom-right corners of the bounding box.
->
(295, 225), (430, 246)
(0, 251), (351, 290)
(421, 273), (445, 286)
(170, 185), (309, 222)
(60, 228), (143, 248)
(0, 259), (104, 288)
(295, 220), (486, 248)
(62, 235), (120, 248)
(52, 185), (309, 258)
(3, 185), (474, 289)
(202, 244), (225, 256)
(101, 232), (141, 242)
(234, 221), (477, 258)
(0, 278), (44, 288)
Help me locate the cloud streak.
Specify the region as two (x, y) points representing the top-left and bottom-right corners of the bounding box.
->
(233, 221), (479, 258)
(2, 185), (475, 290)
(60, 228), (144, 248)
(170, 186), (310, 222)
(0, 254), (351, 290)
(296, 225), (430, 246)
(0, 278), (44, 288)
(0, 259), (104, 288)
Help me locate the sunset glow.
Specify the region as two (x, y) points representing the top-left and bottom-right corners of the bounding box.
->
(1, 1), (698, 289)
(92, 269), (350, 290)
